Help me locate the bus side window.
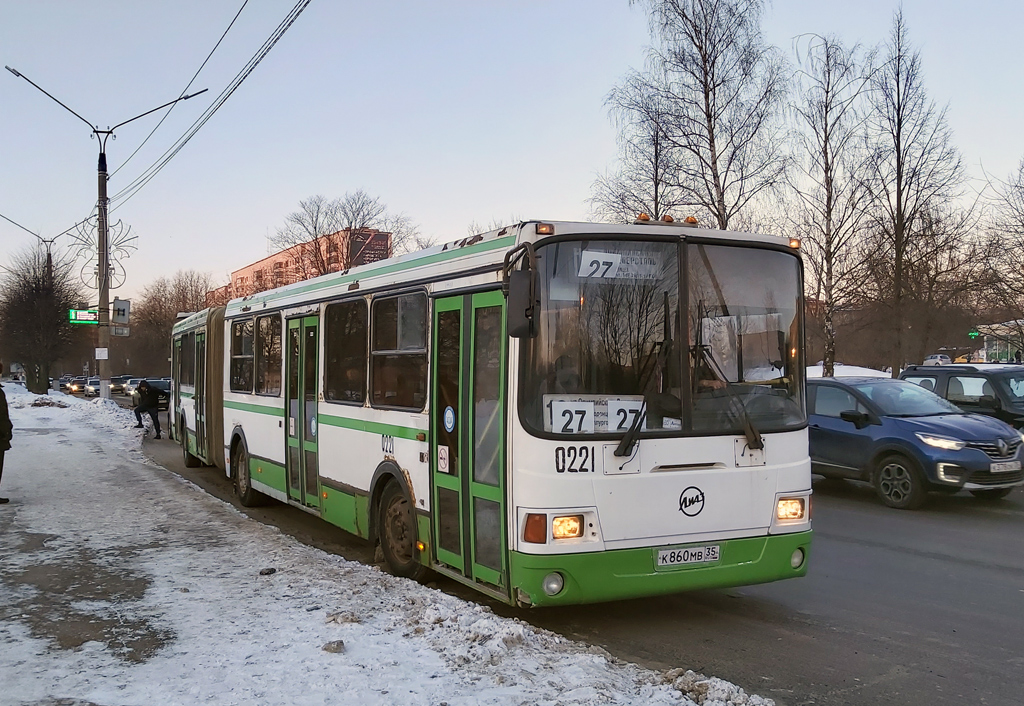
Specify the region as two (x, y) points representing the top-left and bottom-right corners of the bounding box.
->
(370, 292), (427, 410)
(325, 299), (368, 404)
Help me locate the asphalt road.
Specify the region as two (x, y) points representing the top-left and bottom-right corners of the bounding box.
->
(143, 434), (1024, 706)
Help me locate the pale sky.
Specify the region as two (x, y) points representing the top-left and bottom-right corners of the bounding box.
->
(1, 1), (1022, 301)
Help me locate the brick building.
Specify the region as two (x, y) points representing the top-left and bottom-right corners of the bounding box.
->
(207, 228), (391, 305)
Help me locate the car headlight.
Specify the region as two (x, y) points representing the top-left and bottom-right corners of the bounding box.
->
(915, 433), (965, 451)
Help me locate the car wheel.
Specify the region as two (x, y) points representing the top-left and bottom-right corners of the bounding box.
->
(872, 454), (928, 510)
(377, 481), (426, 580)
(969, 487), (1014, 500)
(233, 441), (265, 507)
(181, 417), (201, 468)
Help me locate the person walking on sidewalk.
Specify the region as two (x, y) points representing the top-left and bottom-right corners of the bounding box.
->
(133, 380), (167, 439)
(0, 362), (13, 504)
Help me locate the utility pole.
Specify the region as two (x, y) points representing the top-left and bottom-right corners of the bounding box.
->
(6, 66), (205, 398)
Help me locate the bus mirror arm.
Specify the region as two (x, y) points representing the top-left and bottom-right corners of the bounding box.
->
(502, 243), (539, 339)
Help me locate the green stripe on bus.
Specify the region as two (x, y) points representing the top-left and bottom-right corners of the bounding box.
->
(318, 413), (422, 440)
(224, 400), (286, 416)
(179, 391), (194, 399)
(226, 235), (516, 314)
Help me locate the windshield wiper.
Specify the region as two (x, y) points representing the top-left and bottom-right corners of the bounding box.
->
(697, 345), (763, 451)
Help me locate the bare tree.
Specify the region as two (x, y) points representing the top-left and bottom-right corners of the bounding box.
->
(863, 10), (964, 375)
(980, 158), (1024, 348)
(788, 34), (874, 376)
(268, 194), (342, 280)
(271, 191), (424, 274)
(126, 270), (215, 375)
(631, 0), (790, 229)
(591, 77), (688, 222)
(0, 246), (83, 393)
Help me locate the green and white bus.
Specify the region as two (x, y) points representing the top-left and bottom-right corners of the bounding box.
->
(171, 219), (812, 607)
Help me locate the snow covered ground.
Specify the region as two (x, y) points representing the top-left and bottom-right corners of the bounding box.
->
(0, 382), (773, 706)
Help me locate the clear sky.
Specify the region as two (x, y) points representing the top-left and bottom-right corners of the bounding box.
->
(2, 1), (1022, 301)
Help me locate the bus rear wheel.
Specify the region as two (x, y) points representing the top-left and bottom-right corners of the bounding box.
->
(233, 442), (265, 507)
(181, 417), (201, 468)
(378, 482), (426, 580)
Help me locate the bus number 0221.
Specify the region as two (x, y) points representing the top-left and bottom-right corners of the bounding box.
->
(555, 446), (596, 473)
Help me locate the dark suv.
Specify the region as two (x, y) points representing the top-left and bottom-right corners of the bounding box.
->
(900, 364), (1024, 429)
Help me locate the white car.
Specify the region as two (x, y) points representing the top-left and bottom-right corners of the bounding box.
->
(123, 378), (145, 396)
(922, 354), (952, 366)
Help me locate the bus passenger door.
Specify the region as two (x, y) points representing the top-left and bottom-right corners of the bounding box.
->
(286, 316), (321, 510)
(172, 337), (182, 440)
(195, 331), (207, 457)
(431, 291), (508, 593)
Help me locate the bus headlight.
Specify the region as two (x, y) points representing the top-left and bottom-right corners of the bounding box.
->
(776, 497), (805, 521)
(790, 548), (805, 569)
(551, 515), (584, 540)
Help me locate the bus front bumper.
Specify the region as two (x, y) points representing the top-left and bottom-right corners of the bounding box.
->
(510, 530), (812, 607)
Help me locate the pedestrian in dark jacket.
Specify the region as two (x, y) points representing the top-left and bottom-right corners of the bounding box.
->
(0, 362), (13, 504)
(133, 380), (167, 439)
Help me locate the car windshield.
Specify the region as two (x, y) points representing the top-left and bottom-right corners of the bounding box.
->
(147, 379), (170, 391)
(519, 238), (805, 436)
(853, 380), (962, 416)
(995, 373), (1024, 403)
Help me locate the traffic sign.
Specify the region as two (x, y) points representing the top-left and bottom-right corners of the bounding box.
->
(69, 309), (99, 324)
(112, 298), (130, 325)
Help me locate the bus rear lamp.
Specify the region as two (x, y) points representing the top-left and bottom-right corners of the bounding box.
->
(535, 222), (555, 235)
(542, 572), (565, 596)
(776, 497), (805, 521)
(523, 513), (547, 543)
(551, 515), (584, 540)
(415, 540), (426, 552)
(789, 238), (801, 249)
(790, 548), (805, 569)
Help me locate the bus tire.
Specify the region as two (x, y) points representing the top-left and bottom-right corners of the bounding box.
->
(233, 440), (265, 507)
(872, 453), (927, 510)
(378, 481), (426, 580)
(181, 417), (201, 468)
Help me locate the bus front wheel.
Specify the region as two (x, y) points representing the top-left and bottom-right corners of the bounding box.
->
(378, 482), (426, 580)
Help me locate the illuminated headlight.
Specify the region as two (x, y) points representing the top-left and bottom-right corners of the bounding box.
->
(542, 572), (564, 596)
(915, 433), (965, 451)
(551, 515), (584, 540)
(776, 497), (806, 521)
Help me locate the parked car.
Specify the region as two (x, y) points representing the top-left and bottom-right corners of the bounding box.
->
(124, 378), (145, 397)
(83, 378), (101, 397)
(901, 364), (1024, 430)
(58, 374), (74, 390)
(131, 378), (171, 411)
(68, 376), (88, 394)
(808, 377), (1024, 509)
(922, 354), (952, 366)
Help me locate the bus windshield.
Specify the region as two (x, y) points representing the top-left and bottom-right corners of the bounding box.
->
(519, 239), (805, 437)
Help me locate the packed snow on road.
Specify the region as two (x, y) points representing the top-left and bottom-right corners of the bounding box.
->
(0, 383), (773, 706)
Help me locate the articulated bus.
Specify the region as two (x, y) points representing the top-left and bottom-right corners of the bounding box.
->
(171, 219), (812, 607)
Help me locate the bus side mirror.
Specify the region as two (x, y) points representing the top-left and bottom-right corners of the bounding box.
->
(506, 269), (538, 338)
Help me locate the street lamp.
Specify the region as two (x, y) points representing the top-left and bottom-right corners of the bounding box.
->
(6, 66), (206, 398)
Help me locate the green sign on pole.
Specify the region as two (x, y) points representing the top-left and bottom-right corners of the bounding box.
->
(69, 309), (99, 325)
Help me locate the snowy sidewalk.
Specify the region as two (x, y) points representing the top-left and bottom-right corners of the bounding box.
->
(0, 383), (771, 706)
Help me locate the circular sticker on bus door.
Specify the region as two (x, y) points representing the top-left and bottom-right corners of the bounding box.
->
(310, 416), (317, 437)
(443, 406), (456, 433)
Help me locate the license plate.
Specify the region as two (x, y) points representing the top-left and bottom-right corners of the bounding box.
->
(656, 544), (720, 569)
(990, 460), (1021, 473)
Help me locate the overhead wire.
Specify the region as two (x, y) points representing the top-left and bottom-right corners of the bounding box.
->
(110, 0), (251, 179)
(109, 0), (312, 213)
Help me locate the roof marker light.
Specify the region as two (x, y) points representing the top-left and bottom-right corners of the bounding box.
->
(536, 223), (554, 235)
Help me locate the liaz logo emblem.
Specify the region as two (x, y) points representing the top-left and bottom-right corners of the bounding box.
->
(679, 486), (705, 517)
